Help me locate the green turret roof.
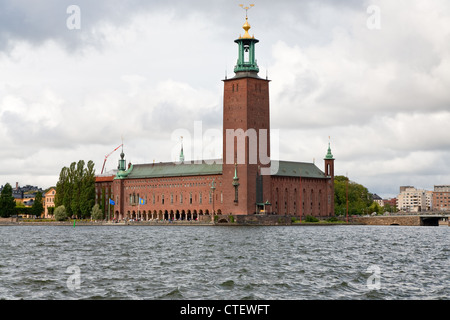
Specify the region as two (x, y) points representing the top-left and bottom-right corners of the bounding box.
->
(325, 143), (334, 160)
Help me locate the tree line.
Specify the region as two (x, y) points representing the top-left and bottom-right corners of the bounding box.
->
(0, 183), (44, 218)
(334, 175), (397, 216)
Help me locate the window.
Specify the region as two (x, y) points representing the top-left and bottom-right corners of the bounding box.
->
(189, 193), (193, 204)
(199, 192), (202, 204)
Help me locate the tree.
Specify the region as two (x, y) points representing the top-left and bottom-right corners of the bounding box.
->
(383, 203), (398, 214)
(334, 176), (374, 216)
(54, 205), (69, 221)
(31, 191), (44, 218)
(55, 167), (68, 207)
(48, 206), (55, 217)
(71, 160), (84, 219)
(368, 202), (383, 215)
(80, 161), (96, 219)
(0, 183), (17, 218)
(55, 160), (96, 219)
(91, 204), (103, 221)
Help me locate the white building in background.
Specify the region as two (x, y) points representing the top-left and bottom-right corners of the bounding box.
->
(373, 194), (384, 207)
(397, 186), (432, 212)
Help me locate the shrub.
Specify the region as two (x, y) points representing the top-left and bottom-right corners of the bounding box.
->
(54, 205), (68, 221)
(291, 217), (300, 223)
(304, 215), (319, 223)
(91, 204), (103, 221)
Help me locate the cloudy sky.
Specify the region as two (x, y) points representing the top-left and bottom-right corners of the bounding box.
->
(0, 0), (449, 198)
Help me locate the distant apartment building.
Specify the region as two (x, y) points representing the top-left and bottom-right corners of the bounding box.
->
(397, 186), (432, 212)
(373, 194), (384, 207)
(432, 185), (450, 211)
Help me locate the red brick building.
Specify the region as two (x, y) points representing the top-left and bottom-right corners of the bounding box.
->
(95, 16), (335, 221)
(432, 185), (450, 212)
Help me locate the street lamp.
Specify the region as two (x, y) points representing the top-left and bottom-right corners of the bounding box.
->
(264, 200), (271, 214)
(210, 179), (216, 217)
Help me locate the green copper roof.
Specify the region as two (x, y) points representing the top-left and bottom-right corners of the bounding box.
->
(325, 143), (334, 160)
(271, 161), (327, 179)
(126, 160), (223, 179)
(119, 159), (327, 180)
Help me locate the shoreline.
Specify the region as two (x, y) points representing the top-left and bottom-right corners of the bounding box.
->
(1, 214), (447, 227)
(0, 220), (358, 227)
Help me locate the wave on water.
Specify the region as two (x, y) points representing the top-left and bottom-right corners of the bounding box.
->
(157, 287), (184, 300)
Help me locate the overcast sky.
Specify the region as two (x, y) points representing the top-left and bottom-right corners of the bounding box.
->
(0, 0), (449, 198)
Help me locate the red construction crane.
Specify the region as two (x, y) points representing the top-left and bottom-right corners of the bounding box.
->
(101, 144), (123, 174)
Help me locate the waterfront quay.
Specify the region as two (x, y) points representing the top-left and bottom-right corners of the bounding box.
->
(1, 213), (449, 227)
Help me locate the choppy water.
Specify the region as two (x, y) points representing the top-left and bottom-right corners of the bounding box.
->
(0, 225), (448, 300)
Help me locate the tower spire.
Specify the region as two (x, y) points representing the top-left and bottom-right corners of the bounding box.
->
(179, 136), (185, 163)
(234, 4), (259, 75)
(325, 138), (334, 160)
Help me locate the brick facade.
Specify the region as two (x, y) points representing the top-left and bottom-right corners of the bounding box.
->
(95, 19), (335, 221)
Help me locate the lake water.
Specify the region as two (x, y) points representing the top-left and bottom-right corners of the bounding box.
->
(0, 225), (448, 300)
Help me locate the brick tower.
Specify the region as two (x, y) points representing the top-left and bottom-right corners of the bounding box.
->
(324, 142), (335, 216)
(222, 14), (272, 215)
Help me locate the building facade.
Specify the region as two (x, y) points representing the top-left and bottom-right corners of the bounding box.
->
(397, 186), (432, 212)
(44, 188), (56, 218)
(432, 185), (450, 211)
(95, 16), (335, 221)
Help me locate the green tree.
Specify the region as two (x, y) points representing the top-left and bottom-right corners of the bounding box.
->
(71, 160), (85, 218)
(368, 202), (383, 215)
(334, 176), (374, 216)
(48, 206), (55, 217)
(383, 203), (397, 214)
(55, 167), (68, 207)
(55, 160), (96, 219)
(91, 204), (103, 221)
(54, 205), (68, 221)
(80, 160), (96, 219)
(31, 191), (44, 218)
(0, 183), (16, 218)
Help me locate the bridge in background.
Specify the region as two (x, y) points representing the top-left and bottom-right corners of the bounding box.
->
(352, 214), (450, 226)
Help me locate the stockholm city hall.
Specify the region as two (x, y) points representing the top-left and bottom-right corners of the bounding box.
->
(95, 11), (335, 222)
